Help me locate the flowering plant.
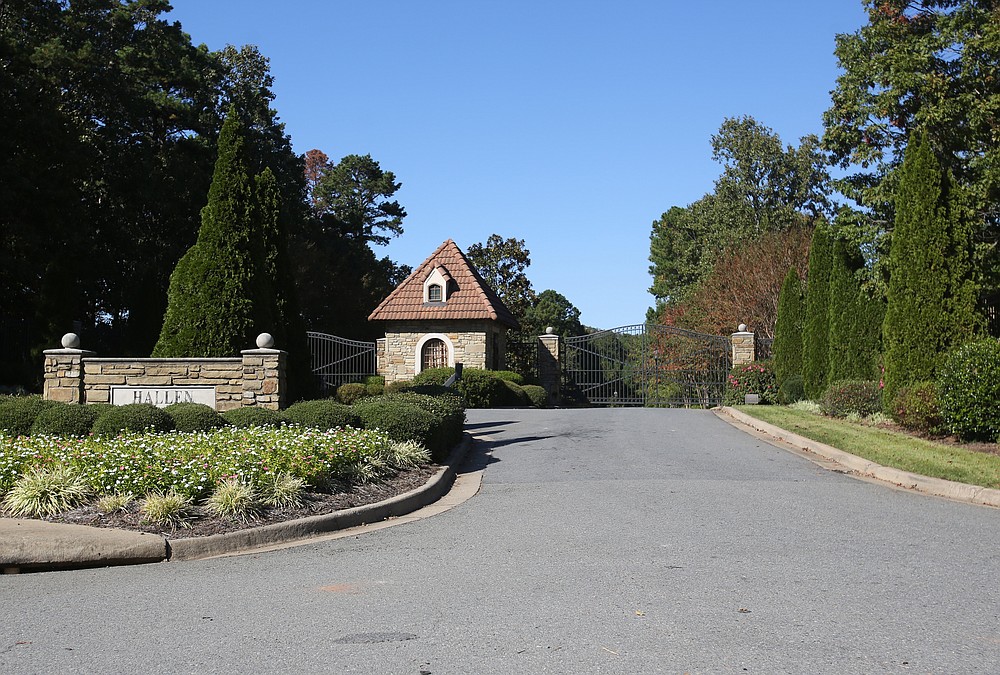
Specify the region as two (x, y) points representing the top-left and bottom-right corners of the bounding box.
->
(723, 361), (778, 406)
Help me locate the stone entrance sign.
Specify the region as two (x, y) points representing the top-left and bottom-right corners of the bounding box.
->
(111, 386), (217, 408)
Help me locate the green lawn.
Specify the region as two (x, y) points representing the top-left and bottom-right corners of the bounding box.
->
(735, 406), (1000, 490)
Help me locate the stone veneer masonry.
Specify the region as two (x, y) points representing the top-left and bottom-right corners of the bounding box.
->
(379, 321), (505, 383)
(43, 348), (287, 411)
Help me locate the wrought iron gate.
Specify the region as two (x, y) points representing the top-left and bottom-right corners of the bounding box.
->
(563, 324), (731, 407)
(307, 331), (377, 394)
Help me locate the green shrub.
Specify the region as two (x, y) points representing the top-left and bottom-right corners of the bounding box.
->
(803, 225), (834, 399)
(522, 384), (548, 408)
(0, 396), (58, 437)
(363, 375), (385, 396)
(355, 392), (464, 462)
(384, 379), (414, 393)
(937, 339), (1000, 441)
(221, 406), (282, 428)
(820, 380), (882, 418)
(165, 402), (228, 433)
(499, 379), (530, 406)
(355, 398), (438, 451)
(336, 383), (367, 405)
(412, 367), (454, 386)
(777, 375), (805, 405)
(457, 369), (507, 408)
(92, 404), (175, 437)
(30, 403), (101, 437)
(281, 399), (360, 430)
(724, 361), (778, 406)
(890, 381), (943, 435)
(489, 370), (525, 385)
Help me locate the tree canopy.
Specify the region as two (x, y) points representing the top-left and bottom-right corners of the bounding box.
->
(466, 234), (537, 325)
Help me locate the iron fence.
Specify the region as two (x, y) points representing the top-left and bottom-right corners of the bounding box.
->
(307, 331), (377, 395)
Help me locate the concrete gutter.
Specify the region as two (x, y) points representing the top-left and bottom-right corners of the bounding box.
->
(0, 434), (474, 572)
(718, 406), (1000, 509)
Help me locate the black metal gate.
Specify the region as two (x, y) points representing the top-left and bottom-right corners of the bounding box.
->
(563, 324), (731, 407)
(307, 331), (377, 395)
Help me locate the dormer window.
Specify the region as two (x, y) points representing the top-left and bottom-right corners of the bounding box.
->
(423, 266), (452, 304)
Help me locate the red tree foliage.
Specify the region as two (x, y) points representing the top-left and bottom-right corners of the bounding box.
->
(658, 225), (813, 339)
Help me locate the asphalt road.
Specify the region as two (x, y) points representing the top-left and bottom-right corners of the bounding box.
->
(2, 408), (999, 674)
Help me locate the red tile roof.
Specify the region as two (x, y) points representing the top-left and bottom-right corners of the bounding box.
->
(368, 239), (519, 328)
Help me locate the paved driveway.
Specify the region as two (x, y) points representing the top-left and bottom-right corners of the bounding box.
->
(2, 408), (999, 673)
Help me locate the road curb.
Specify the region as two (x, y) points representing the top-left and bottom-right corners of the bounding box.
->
(166, 433), (473, 561)
(717, 406), (1000, 508)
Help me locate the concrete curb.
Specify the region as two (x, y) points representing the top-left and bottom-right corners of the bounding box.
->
(166, 433), (473, 561)
(718, 406), (1000, 508)
(0, 519), (168, 573)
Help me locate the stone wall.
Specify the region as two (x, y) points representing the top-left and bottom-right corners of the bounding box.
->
(43, 341), (287, 411)
(379, 321), (504, 383)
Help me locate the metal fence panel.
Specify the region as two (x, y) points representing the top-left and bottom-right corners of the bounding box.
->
(307, 331), (377, 395)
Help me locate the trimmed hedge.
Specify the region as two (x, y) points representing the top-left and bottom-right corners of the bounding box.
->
(281, 399), (360, 430)
(522, 384), (548, 408)
(221, 406), (282, 428)
(92, 404), (175, 437)
(499, 380), (530, 406)
(164, 402), (228, 433)
(457, 369), (507, 408)
(30, 402), (101, 437)
(937, 339), (1000, 441)
(354, 392), (465, 462)
(820, 380), (882, 418)
(411, 367), (454, 386)
(0, 396), (58, 437)
(336, 383), (367, 405)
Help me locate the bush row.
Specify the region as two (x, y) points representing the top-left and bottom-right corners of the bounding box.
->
(335, 367), (549, 410)
(0, 391), (468, 463)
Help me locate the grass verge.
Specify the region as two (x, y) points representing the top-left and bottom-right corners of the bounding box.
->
(735, 406), (1000, 490)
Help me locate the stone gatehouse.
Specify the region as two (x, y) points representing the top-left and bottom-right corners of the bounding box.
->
(368, 239), (519, 384)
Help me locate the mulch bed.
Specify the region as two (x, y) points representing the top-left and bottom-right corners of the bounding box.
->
(43, 465), (438, 539)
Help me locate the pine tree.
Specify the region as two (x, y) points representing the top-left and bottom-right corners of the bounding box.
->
(152, 112), (270, 357)
(882, 131), (980, 404)
(827, 239), (884, 383)
(802, 224), (834, 399)
(772, 267), (805, 387)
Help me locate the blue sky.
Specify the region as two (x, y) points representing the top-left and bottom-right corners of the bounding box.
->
(166, 0), (868, 331)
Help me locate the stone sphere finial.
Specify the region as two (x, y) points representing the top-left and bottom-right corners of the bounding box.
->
(256, 332), (275, 349)
(738, 323), (747, 333)
(61, 333), (81, 349)
(545, 326), (555, 335)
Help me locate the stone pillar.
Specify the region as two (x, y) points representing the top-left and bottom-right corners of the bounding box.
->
(376, 337), (387, 378)
(43, 333), (95, 404)
(240, 333), (288, 410)
(731, 324), (755, 366)
(538, 329), (561, 405)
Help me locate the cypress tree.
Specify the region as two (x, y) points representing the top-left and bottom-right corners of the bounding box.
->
(828, 239), (884, 383)
(152, 112), (270, 357)
(772, 267), (805, 387)
(882, 131), (980, 404)
(255, 168), (315, 399)
(802, 224), (834, 399)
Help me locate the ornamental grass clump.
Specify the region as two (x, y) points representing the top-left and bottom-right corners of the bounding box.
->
(140, 491), (197, 529)
(3, 465), (91, 517)
(390, 440), (431, 469)
(96, 493), (134, 514)
(258, 471), (306, 508)
(205, 478), (260, 523)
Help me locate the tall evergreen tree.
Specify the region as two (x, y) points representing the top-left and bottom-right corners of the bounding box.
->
(882, 131), (980, 403)
(152, 112), (270, 357)
(772, 267), (805, 387)
(802, 224), (834, 399)
(828, 240), (884, 383)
